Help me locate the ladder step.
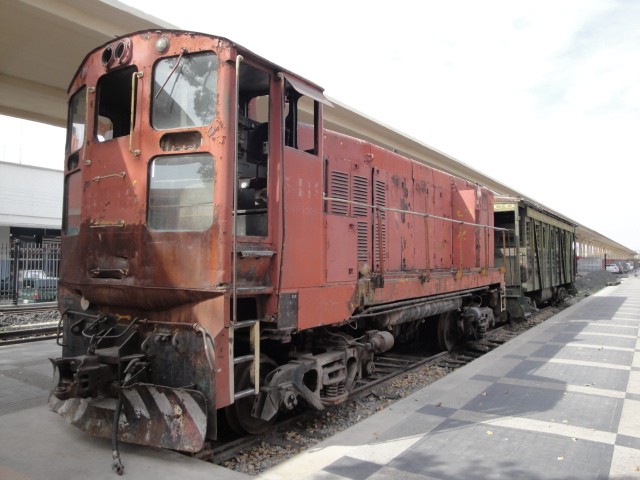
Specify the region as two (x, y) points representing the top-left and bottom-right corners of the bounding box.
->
(234, 388), (256, 400)
(234, 354), (255, 365)
(233, 320), (258, 330)
(238, 250), (275, 258)
(236, 286), (274, 295)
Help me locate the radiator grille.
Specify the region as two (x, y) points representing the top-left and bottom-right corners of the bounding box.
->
(373, 180), (387, 266)
(352, 175), (369, 217)
(328, 171), (349, 215)
(357, 221), (369, 262)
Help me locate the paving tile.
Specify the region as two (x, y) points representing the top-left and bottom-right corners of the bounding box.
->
(322, 456), (383, 480)
(531, 343), (634, 366)
(461, 383), (623, 433)
(506, 359), (630, 392)
(387, 423), (613, 480)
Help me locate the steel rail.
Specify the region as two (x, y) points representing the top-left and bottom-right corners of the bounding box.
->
(0, 325), (58, 345)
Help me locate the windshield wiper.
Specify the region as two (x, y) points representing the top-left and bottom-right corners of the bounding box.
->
(155, 48), (187, 99)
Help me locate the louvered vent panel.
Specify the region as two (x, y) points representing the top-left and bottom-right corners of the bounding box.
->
(352, 176), (369, 217)
(329, 171), (349, 215)
(357, 221), (369, 262)
(374, 180), (386, 218)
(373, 180), (387, 266)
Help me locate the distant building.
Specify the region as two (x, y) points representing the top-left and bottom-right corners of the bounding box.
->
(0, 161), (62, 244)
(0, 162), (62, 303)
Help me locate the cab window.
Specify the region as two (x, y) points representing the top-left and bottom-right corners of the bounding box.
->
(152, 52), (218, 130)
(147, 153), (214, 231)
(66, 87), (86, 153)
(95, 66), (137, 142)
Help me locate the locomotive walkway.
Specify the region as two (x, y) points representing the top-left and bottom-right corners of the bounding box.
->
(1, 275), (640, 479)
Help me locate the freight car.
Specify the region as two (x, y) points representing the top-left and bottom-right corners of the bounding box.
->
(49, 30), (506, 461)
(494, 196), (576, 319)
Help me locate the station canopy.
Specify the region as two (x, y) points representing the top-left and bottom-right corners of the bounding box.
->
(0, 0), (634, 257)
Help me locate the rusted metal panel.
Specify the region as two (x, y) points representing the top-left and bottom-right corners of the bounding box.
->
(326, 216), (358, 282)
(452, 183), (479, 272)
(277, 292), (298, 330)
(412, 163), (434, 272)
(279, 147), (324, 289)
(296, 285), (355, 331)
(431, 170), (453, 269)
(372, 146), (414, 273)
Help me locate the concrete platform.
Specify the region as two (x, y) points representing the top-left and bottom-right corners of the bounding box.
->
(261, 277), (640, 480)
(0, 341), (248, 480)
(2, 275), (640, 479)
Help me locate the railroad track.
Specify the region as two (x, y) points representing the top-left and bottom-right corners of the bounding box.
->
(0, 303), (60, 345)
(0, 303), (57, 316)
(201, 322), (525, 466)
(0, 324), (59, 346)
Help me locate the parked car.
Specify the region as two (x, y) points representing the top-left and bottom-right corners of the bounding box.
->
(17, 269), (58, 303)
(606, 264), (621, 274)
(18, 269), (48, 282)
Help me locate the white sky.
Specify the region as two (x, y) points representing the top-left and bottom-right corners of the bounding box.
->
(2, 0), (639, 251)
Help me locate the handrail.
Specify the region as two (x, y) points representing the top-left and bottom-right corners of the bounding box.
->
(232, 55), (243, 326)
(129, 71), (143, 156)
(323, 194), (511, 231)
(81, 86), (94, 163)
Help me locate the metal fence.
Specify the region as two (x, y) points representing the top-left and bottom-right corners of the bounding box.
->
(0, 240), (60, 305)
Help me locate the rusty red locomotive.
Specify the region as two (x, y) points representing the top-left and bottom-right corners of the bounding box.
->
(50, 30), (505, 455)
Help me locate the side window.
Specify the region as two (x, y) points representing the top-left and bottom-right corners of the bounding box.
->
(95, 66), (137, 141)
(66, 87), (86, 153)
(295, 95), (317, 153)
(284, 83), (319, 155)
(63, 171), (82, 236)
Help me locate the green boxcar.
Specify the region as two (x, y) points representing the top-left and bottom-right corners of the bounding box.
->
(494, 196), (576, 320)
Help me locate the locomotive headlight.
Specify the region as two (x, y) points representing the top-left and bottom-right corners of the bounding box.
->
(101, 46), (114, 67)
(155, 36), (170, 53)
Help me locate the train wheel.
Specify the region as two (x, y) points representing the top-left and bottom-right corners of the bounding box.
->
(224, 355), (278, 435)
(437, 310), (463, 351)
(555, 287), (567, 305)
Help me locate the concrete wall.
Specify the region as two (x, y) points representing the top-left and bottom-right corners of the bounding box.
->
(0, 161), (62, 229)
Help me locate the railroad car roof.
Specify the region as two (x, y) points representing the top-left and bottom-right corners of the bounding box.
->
(495, 195), (577, 227)
(69, 29), (326, 99)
